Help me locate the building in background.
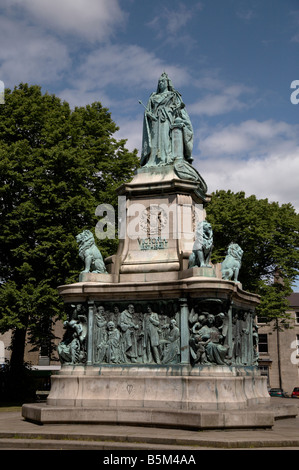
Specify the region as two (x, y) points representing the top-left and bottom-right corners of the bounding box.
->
(0, 323), (62, 375)
(257, 293), (299, 394)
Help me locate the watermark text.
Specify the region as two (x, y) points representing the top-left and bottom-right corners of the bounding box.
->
(95, 196), (204, 241)
(290, 80), (299, 104)
(0, 81), (4, 104)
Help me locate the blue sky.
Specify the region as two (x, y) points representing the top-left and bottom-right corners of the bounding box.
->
(0, 0), (298, 210)
(1, 0), (298, 212)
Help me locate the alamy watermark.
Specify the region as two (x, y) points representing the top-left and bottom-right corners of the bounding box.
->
(290, 338), (299, 364)
(290, 80), (299, 104)
(94, 196), (204, 241)
(0, 81), (4, 104)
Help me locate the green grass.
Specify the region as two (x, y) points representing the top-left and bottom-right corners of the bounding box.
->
(0, 403), (23, 412)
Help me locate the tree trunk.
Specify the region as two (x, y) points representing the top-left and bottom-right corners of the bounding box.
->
(7, 327), (30, 402)
(10, 327), (27, 373)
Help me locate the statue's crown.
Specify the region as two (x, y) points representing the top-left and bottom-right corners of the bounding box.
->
(159, 72), (168, 79)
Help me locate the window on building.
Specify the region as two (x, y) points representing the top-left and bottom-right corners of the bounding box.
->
(257, 315), (270, 324)
(38, 341), (50, 366)
(258, 334), (268, 353)
(295, 312), (299, 324)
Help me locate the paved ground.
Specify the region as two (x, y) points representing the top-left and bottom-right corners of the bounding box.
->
(0, 398), (299, 452)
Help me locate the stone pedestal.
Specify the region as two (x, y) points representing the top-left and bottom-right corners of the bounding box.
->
(23, 365), (274, 429)
(22, 164), (275, 429)
(45, 365), (269, 411)
(110, 164), (209, 279)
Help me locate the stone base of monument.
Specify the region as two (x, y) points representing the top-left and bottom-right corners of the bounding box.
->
(20, 77), (298, 433)
(22, 403), (278, 429)
(21, 364), (292, 430)
(22, 276), (294, 429)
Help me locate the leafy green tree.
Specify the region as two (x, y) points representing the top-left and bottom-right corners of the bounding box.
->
(206, 190), (299, 322)
(0, 83), (139, 375)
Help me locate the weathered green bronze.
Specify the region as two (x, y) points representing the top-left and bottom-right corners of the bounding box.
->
(221, 243), (244, 282)
(76, 229), (107, 274)
(140, 72), (193, 167)
(188, 221), (214, 268)
(58, 298), (259, 367)
(57, 304), (87, 364)
(56, 75), (257, 371)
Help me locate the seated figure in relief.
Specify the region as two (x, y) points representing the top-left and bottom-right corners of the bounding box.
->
(57, 304), (87, 364)
(196, 313), (228, 365)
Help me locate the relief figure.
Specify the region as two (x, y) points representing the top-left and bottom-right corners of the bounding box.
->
(90, 302), (181, 366)
(106, 321), (121, 364)
(143, 306), (161, 364)
(95, 306), (108, 362)
(161, 319), (180, 364)
(196, 313), (228, 365)
(58, 304), (87, 364)
(118, 304), (139, 363)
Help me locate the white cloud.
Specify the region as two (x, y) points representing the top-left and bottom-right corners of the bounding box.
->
(147, 2), (203, 51)
(59, 44), (191, 110)
(0, 17), (70, 86)
(113, 114), (299, 211)
(188, 84), (256, 117)
(3, 0), (126, 42)
(75, 44), (190, 90)
(198, 120), (299, 157)
(199, 152), (299, 211)
(114, 115), (143, 153)
(0, 0), (190, 106)
(58, 87), (112, 110)
(236, 9), (255, 21)
(290, 10), (299, 43)
(194, 120), (299, 211)
(148, 2), (203, 35)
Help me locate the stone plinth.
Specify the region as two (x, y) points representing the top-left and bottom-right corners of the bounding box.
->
(78, 272), (117, 283)
(109, 164), (209, 279)
(21, 164), (283, 430)
(56, 276), (258, 306)
(22, 364), (273, 429)
(180, 266), (216, 279)
(46, 365), (269, 410)
(22, 403), (276, 429)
